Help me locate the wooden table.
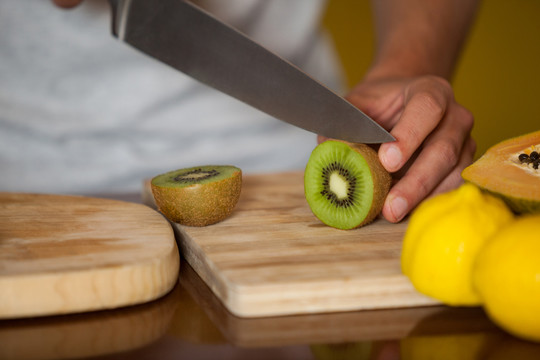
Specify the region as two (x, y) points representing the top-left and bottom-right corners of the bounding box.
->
(1, 186), (533, 359)
(0, 258), (522, 359)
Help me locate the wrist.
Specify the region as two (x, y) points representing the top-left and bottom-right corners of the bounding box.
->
(364, 49), (454, 83)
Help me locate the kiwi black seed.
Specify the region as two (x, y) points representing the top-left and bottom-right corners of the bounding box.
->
(173, 168), (220, 183)
(304, 140), (391, 229)
(151, 165), (242, 226)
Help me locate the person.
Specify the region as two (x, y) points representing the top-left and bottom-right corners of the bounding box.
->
(0, 0), (479, 223)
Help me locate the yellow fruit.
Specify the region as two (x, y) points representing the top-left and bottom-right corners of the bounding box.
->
(402, 183), (514, 306)
(461, 130), (540, 214)
(401, 333), (502, 360)
(473, 214), (540, 342)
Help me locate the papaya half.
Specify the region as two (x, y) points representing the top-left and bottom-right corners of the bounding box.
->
(462, 130), (540, 214)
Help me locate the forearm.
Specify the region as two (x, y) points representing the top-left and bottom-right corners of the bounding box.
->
(367, 0), (481, 81)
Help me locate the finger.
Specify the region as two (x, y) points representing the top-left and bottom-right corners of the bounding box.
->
(379, 76), (453, 173)
(52, 0), (83, 8)
(381, 105), (474, 222)
(428, 135), (476, 197)
(317, 135), (329, 144)
(345, 80), (404, 131)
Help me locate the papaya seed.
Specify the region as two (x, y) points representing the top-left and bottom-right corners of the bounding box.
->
(518, 153), (529, 163)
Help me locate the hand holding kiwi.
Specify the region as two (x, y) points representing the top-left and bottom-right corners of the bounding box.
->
(151, 165), (242, 227)
(304, 140), (391, 229)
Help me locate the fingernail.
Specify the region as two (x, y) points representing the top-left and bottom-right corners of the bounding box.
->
(382, 145), (402, 171)
(390, 196), (408, 222)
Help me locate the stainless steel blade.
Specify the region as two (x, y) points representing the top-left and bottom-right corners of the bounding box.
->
(109, 0), (394, 143)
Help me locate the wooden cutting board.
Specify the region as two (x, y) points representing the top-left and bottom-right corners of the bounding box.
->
(0, 193), (180, 319)
(146, 171), (439, 318)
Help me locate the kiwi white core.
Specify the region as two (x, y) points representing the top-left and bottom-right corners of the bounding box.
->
(329, 173), (349, 199)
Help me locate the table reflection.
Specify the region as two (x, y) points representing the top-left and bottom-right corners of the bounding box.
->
(1, 260), (539, 360)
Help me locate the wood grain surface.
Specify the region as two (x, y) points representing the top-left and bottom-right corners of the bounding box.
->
(0, 193), (180, 319)
(148, 171), (439, 318)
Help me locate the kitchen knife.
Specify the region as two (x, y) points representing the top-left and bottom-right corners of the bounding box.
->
(108, 0), (394, 144)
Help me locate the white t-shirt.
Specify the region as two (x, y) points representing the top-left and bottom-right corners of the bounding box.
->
(0, 0), (344, 195)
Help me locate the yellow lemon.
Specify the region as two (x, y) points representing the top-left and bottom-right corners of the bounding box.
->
(473, 214), (540, 342)
(402, 183), (514, 306)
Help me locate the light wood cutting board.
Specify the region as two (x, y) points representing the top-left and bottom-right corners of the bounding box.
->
(146, 171), (439, 318)
(0, 193), (180, 319)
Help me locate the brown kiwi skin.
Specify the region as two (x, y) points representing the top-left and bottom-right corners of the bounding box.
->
(335, 140), (391, 227)
(151, 169), (242, 227)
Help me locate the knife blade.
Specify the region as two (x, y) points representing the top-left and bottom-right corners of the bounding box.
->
(108, 0), (394, 144)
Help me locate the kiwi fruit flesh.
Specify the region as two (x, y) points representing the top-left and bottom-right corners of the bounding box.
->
(304, 140), (391, 229)
(151, 165), (242, 226)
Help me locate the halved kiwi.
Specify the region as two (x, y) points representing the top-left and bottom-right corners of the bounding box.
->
(151, 165), (242, 226)
(304, 140), (391, 229)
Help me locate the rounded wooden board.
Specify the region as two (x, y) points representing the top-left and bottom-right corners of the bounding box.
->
(0, 192), (180, 319)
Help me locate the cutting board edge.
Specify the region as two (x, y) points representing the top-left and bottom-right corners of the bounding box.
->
(0, 249), (180, 319)
(225, 298), (441, 319)
(219, 276), (441, 318)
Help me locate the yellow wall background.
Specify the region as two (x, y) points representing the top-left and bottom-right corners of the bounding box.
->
(323, 0), (540, 158)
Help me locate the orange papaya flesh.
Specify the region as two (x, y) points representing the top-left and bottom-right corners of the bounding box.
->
(462, 130), (540, 214)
